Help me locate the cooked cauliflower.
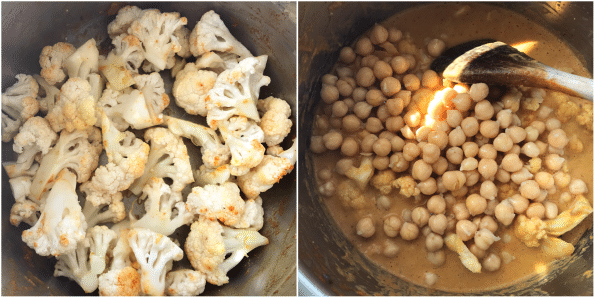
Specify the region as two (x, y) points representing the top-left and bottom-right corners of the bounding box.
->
(46, 77), (97, 133)
(345, 156), (375, 190)
(513, 215), (548, 247)
(54, 236), (98, 293)
(172, 62), (218, 116)
(217, 116), (266, 176)
(33, 74), (60, 113)
(98, 228), (142, 296)
(107, 5), (156, 38)
(186, 182), (245, 226)
(258, 96), (293, 146)
(370, 170), (397, 195)
(133, 72), (170, 124)
(189, 10), (253, 60)
(2, 74), (40, 142)
(98, 87), (157, 130)
(336, 180), (370, 209)
(194, 164), (232, 187)
(165, 269), (206, 296)
(39, 41), (76, 85)
(99, 34), (144, 91)
(392, 176), (421, 198)
(577, 102), (593, 130)
(556, 100), (581, 123)
(232, 196), (264, 230)
(65, 38), (99, 79)
(173, 25), (192, 59)
(8, 176), (40, 227)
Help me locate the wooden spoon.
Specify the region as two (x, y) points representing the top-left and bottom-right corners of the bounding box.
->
(430, 39), (593, 101)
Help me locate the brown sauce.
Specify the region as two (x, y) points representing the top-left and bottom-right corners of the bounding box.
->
(312, 3), (592, 293)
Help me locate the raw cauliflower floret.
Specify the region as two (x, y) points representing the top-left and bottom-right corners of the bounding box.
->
(336, 180), (370, 209)
(33, 75), (60, 113)
(99, 34), (144, 91)
(194, 164), (232, 187)
(46, 77), (97, 133)
(345, 156), (375, 190)
(39, 41), (76, 85)
(65, 39), (99, 79)
(258, 96), (293, 146)
(370, 170), (397, 195)
(132, 177), (194, 236)
(172, 62), (218, 116)
(2, 74), (40, 142)
(189, 10), (253, 60)
(22, 169), (86, 257)
(165, 269), (207, 296)
(184, 217), (268, 286)
(127, 228), (184, 296)
(134, 72), (170, 124)
(218, 116), (266, 176)
(164, 115), (231, 169)
(128, 10), (187, 71)
(29, 126), (102, 202)
(392, 176), (421, 198)
(4, 117), (57, 179)
(129, 127), (194, 195)
(98, 228), (142, 296)
(237, 138), (296, 199)
(206, 56), (270, 128)
(186, 182), (246, 226)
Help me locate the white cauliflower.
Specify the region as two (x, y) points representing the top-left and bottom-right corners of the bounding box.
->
(33, 74), (60, 113)
(99, 34), (144, 91)
(46, 77), (97, 133)
(98, 228), (142, 296)
(186, 182), (246, 227)
(237, 138), (296, 199)
(233, 196), (264, 230)
(54, 237), (98, 293)
(8, 176), (40, 227)
(2, 74), (40, 142)
(172, 62), (218, 116)
(173, 25), (192, 59)
(127, 228), (184, 296)
(82, 196), (126, 228)
(206, 56), (271, 128)
(128, 10), (187, 71)
(98, 87), (157, 130)
(189, 10), (253, 60)
(65, 38), (99, 79)
(165, 269), (206, 296)
(87, 225), (117, 276)
(346, 156), (375, 190)
(218, 116), (266, 176)
(134, 72), (170, 125)
(194, 51), (240, 72)
(29, 126), (102, 202)
(131, 177), (194, 236)
(184, 217), (268, 286)
(39, 41), (76, 85)
(194, 164), (232, 187)
(164, 115), (231, 169)
(258, 96), (293, 146)
(128, 127), (194, 195)
(22, 169), (86, 257)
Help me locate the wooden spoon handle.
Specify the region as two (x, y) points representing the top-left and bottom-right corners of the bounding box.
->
(543, 65), (593, 101)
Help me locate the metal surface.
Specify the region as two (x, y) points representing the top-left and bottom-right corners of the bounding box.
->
(2, 2), (296, 296)
(298, 2), (592, 296)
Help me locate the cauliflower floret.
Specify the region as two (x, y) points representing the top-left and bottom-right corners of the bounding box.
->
(206, 56), (270, 128)
(128, 10), (187, 71)
(521, 96), (543, 111)
(370, 170), (397, 195)
(258, 96), (293, 146)
(134, 72), (170, 125)
(526, 157), (542, 174)
(189, 10), (253, 60)
(184, 217), (268, 286)
(107, 5), (157, 38)
(65, 38), (99, 79)
(513, 215), (548, 247)
(237, 138), (296, 199)
(556, 100), (581, 123)
(39, 41), (76, 85)
(186, 182), (246, 226)
(232, 196), (264, 230)
(172, 62), (218, 116)
(345, 156), (375, 190)
(99, 34), (144, 91)
(22, 169), (86, 256)
(336, 180), (370, 209)
(127, 228), (184, 296)
(218, 116), (266, 176)
(54, 237), (98, 293)
(46, 77), (97, 133)
(444, 233), (482, 273)
(82, 195), (126, 227)
(392, 176), (421, 198)
(173, 25), (192, 59)
(87, 225), (118, 276)
(165, 269), (206, 296)
(129, 127), (194, 195)
(577, 102), (593, 130)
(98, 87), (157, 130)
(164, 114), (231, 169)
(2, 74), (40, 142)
(195, 51), (240, 72)
(98, 228), (142, 296)
(29, 126), (102, 202)
(131, 177), (194, 236)
(194, 164), (232, 187)
(33, 75), (60, 113)
(8, 176), (40, 227)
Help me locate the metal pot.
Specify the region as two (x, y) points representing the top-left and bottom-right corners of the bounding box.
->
(298, 2), (592, 295)
(2, 2), (296, 295)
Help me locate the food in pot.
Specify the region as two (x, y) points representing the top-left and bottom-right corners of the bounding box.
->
(3, 5), (295, 296)
(310, 3), (592, 292)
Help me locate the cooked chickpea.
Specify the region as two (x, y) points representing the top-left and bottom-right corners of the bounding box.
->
(331, 101), (348, 118)
(321, 84), (339, 104)
(422, 70), (440, 89)
(336, 80), (353, 98)
(421, 143), (440, 164)
(448, 126), (466, 147)
(356, 217), (375, 238)
(376, 195), (391, 211)
(427, 250), (446, 267)
(318, 181), (336, 197)
(506, 126), (527, 143)
(418, 178), (438, 195)
(508, 194), (529, 214)
(428, 214), (448, 235)
(548, 128), (569, 149)
(464, 170), (480, 187)
(427, 38), (446, 57)
(478, 158), (498, 180)
(335, 159), (354, 176)
(474, 228), (498, 250)
(387, 27), (403, 43)
(365, 117), (383, 134)
(382, 240), (400, 258)
(373, 60), (393, 80)
(336, 66), (354, 78)
(318, 168), (333, 181)
(545, 118), (562, 131)
(544, 154), (565, 171)
(412, 207), (431, 227)
(483, 253), (501, 272)
(534, 172), (554, 190)
(544, 201), (559, 219)
(322, 74), (338, 85)
(403, 142), (421, 161)
(379, 131), (395, 140)
(427, 130), (449, 150)
(459, 142), (478, 158)
(460, 117), (479, 137)
(373, 156), (390, 170)
(426, 233), (444, 252)
(495, 168), (511, 183)
(386, 116), (405, 133)
(479, 216), (498, 233)
(389, 153), (409, 172)
(569, 179), (588, 195)
(452, 93), (473, 112)
(474, 100), (494, 120)
(469, 83), (489, 102)
(456, 220), (477, 241)
(339, 46), (356, 64)
(360, 134), (378, 154)
(519, 180), (540, 200)
(355, 37), (374, 56)
(469, 243), (487, 259)
(353, 102), (372, 119)
(496, 109), (513, 129)
(369, 24), (388, 44)
(341, 115), (360, 133)
(526, 202), (545, 219)
(365, 89), (385, 107)
(553, 171), (571, 189)
(323, 131), (344, 151)
(492, 133), (513, 152)
(460, 157), (478, 171)
(452, 203), (469, 221)
(425, 195), (445, 214)
(340, 137), (359, 157)
(525, 126), (539, 142)
(381, 77), (402, 97)
(356, 67), (375, 87)
(372, 138), (391, 157)
(352, 87), (367, 102)
(390, 56), (410, 74)
(480, 181), (498, 200)
(432, 157), (449, 175)
(508, 144), (521, 156)
(310, 136), (327, 154)
(446, 146), (464, 165)
(384, 215), (403, 238)
(444, 110), (462, 128)
(530, 121), (546, 134)
(400, 222), (420, 240)
(479, 120), (500, 139)
(501, 153), (522, 172)
(442, 171), (467, 191)
(403, 74), (420, 91)
(511, 168), (534, 185)
(466, 194), (487, 216)
(412, 160), (433, 181)
(495, 199), (515, 225)
(329, 117), (342, 129)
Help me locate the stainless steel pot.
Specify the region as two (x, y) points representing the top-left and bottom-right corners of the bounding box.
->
(298, 2), (592, 295)
(2, 2), (296, 295)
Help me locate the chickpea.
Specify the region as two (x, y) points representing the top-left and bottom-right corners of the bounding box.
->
(330, 101), (348, 118)
(469, 83), (489, 102)
(452, 203), (470, 221)
(336, 80), (353, 98)
(545, 118), (562, 131)
(526, 202), (545, 219)
(386, 116), (405, 132)
(405, 110), (422, 127)
(501, 153), (523, 173)
(459, 143), (478, 159)
(446, 146), (464, 165)
(519, 180), (540, 200)
(475, 100), (495, 120)
(356, 217), (376, 238)
(389, 153), (409, 172)
(422, 70), (440, 89)
(478, 180), (497, 201)
(381, 77), (402, 97)
(460, 117), (479, 137)
(420, 143), (440, 164)
(373, 60), (393, 80)
(386, 98), (404, 116)
(495, 168), (511, 183)
(426, 195), (446, 215)
(339, 46), (356, 64)
(530, 121), (546, 135)
(495, 199), (515, 225)
(525, 126), (539, 142)
(459, 157), (478, 172)
(412, 160), (433, 181)
(365, 117), (383, 133)
(456, 220), (477, 241)
(374, 195), (390, 211)
(321, 74), (338, 85)
(428, 130), (449, 150)
(317, 168), (333, 181)
(418, 178), (438, 195)
(400, 222), (420, 240)
(474, 228), (498, 250)
(479, 120), (500, 139)
(352, 87), (367, 102)
(478, 158), (498, 180)
(355, 37), (374, 56)
(569, 179), (588, 195)
(483, 253), (501, 272)
(310, 136), (327, 154)
(452, 93), (473, 112)
(342, 115), (362, 133)
(403, 74), (420, 91)
(469, 243), (487, 260)
(432, 157), (449, 175)
(365, 89), (385, 107)
(543, 201), (559, 219)
(464, 170), (480, 187)
(544, 154), (565, 171)
(371, 138), (391, 157)
(318, 181), (336, 197)
(329, 117), (342, 129)
(427, 38), (446, 57)
(390, 56), (410, 74)
(402, 208), (413, 223)
(442, 171), (467, 191)
(426, 233), (444, 252)
(427, 250), (446, 267)
(336, 67), (354, 78)
(341, 137), (359, 156)
(387, 27), (403, 43)
(491, 133), (513, 152)
(479, 216), (498, 233)
(466, 194), (487, 216)
(534, 172), (554, 190)
(505, 126), (526, 144)
(508, 194), (529, 214)
(428, 214), (448, 235)
(403, 142), (421, 161)
(382, 240), (400, 258)
(352, 102), (371, 120)
(335, 158), (354, 175)
(369, 24), (388, 44)
(548, 128), (569, 149)
(412, 207), (431, 227)
(383, 215), (403, 238)
(496, 109), (513, 129)
(321, 84), (339, 104)
(510, 168), (534, 185)
(361, 134), (379, 153)
(373, 156), (390, 170)
(553, 171), (571, 189)
(356, 67), (375, 87)
(379, 131), (396, 140)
